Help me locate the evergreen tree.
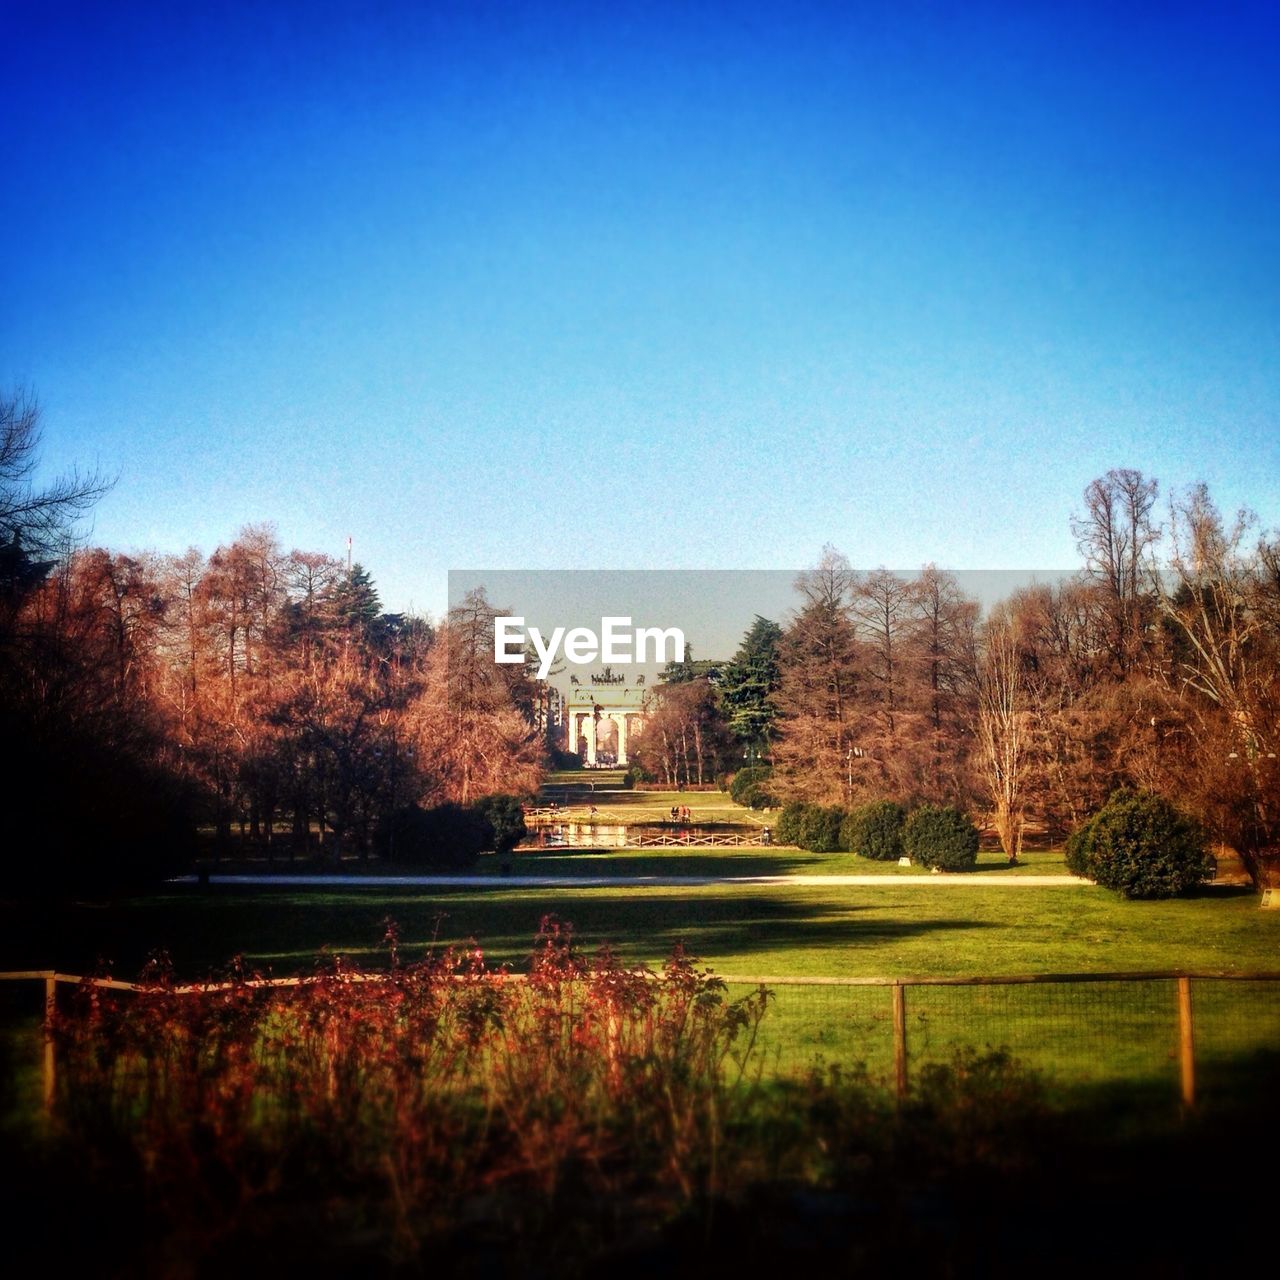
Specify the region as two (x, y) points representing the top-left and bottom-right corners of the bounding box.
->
(719, 615), (782, 757)
(331, 563), (382, 636)
(661, 641), (698, 684)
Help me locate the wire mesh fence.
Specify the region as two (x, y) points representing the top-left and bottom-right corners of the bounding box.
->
(720, 973), (1280, 1106)
(3, 969), (1278, 1114)
(1186, 977), (1280, 1104)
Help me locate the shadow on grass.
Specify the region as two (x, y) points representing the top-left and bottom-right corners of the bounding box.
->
(1194, 1045), (1280, 1102)
(0, 888), (997, 979)
(221, 896), (999, 977)
(496, 850), (818, 878)
(1181, 883), (1257, 901)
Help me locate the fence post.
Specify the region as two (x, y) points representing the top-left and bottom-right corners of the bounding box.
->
(892, 980), (908, 1101)
(43, 974), (56, 1111)
(1177, 976), (1196, 1108)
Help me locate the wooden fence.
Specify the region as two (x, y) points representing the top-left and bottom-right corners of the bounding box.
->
(628, 833), (768, 847)
(4, 968), (1278, 1112)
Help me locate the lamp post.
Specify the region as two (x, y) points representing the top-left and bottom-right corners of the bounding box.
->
(845, 744), (864, 803)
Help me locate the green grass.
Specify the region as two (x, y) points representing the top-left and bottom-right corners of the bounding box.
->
(731, 974), (1280, 1107)
(3, 879), (1277, 1104)
(7, 765), (1276, 1105)
(3, 879), (1274, 979)
(493, 846), (1070, 877)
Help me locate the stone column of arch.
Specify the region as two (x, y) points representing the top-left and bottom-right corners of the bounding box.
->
(615, 713), (629, 765)
(584, 714), (597, 766)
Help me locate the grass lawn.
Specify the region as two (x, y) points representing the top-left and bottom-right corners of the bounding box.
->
(728, 971), (1280, 1105)
(492, 846), (1070, 877)
(2, 878), (1277, 1106)
(2, 878), (1274, 980)
(6, 765), (1277, 1108)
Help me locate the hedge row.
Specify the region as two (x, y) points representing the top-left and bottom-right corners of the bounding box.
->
(768, 786), (1213, 895)
(773, 800), (979, 871)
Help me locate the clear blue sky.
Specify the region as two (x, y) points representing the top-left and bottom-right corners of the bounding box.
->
(4, 1), (1277, 616)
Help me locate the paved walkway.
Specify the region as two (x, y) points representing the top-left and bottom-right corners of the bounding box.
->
(172, 872), (1094, 888)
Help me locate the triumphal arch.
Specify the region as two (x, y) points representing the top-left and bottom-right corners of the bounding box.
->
(563, 668), (647, 766)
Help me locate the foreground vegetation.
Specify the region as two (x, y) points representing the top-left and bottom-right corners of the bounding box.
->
(2, 919), (1275, 1276)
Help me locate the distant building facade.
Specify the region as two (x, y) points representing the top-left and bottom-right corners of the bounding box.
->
(563, 670), (647, 766)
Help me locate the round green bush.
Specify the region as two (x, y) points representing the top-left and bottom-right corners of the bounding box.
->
(471, 794), (528, 852)
(738, 782), (777, 810)
(799, 804), (845, 853)
(841, 801), (907, 861)
(1065, 789), (1213, 899)
(731, 766), (774, 805)
(903, 805), (980, 871)
(775, 801), (809, 847)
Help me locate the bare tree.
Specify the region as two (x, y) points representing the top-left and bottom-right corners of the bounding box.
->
(906, 565), (980, 804)
(773, 547), (865, 802)
(1071, 468), (1159, 674)
(976, 603), (1026, 863)
(853, 568), (915, 749)
(1, 390), (112, 622)
(1158, 488), (1270, 741)
(628, 678), (728, 787)
(1154, 486), (1280, 885)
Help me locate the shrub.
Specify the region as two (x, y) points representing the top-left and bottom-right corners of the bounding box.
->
(471, 794), (528, 852)
(730, 766), (773, 805)
(1065, 789), (1213, 898)
(799, 804), (846, 853)
(623, 762), (653, 787)
(775, 801), (809, 846)
(376, 803), (491, 870)
(841, 801), (906, 861)
(738, 782), (777, 811)
(1064, 817), (1092, 878)
(51, 920), (772, 1265)
(903, 805), (979, 871)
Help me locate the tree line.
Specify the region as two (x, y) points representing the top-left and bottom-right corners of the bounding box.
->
(1, 391), (544, 885)
(3, 387), (1276, 889)
(626, 470), (1278, 887)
